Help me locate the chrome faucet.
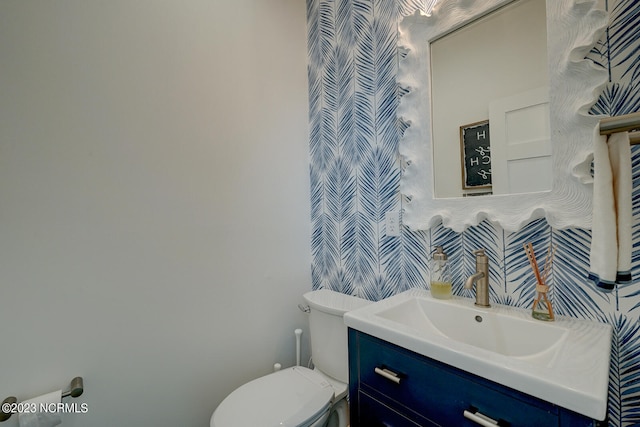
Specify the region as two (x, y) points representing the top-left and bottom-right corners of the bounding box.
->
(464, 249), (490, 307)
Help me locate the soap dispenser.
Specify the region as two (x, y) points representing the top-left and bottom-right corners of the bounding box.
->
(430, 246), (452, 299)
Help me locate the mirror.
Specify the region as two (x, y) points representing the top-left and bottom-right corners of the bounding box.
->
(431, 0), (549, 198)
(398, 0), (608, 232)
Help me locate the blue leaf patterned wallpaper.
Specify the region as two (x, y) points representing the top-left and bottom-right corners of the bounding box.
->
(307, 0), (640, 424)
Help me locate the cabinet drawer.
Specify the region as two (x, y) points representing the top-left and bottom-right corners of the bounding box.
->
(357, 391), (436, 427)
(354, 332), (558, 426)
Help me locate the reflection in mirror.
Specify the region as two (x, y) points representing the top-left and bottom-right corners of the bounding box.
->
(431, 0), (549, 198)
(397, 0), (608, 232)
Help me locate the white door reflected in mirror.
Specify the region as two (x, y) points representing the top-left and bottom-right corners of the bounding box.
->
(490, 86), (551, 195)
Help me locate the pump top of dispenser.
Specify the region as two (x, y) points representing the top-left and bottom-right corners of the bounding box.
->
(433, 246), (448, 261)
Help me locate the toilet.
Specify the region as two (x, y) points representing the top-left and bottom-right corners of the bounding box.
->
(210, 289), (371, 427)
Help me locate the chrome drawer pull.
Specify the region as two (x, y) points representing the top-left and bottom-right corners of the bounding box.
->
(463, 409), (500, 426)
(374, 367), (401, 384)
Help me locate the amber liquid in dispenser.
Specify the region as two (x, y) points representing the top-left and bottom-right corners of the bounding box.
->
(430, 246), (452, 299)
(431, 281), (452, 299)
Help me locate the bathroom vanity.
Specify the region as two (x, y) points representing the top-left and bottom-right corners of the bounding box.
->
(344, 289), (612, 427)
(348, 329), (605, 426)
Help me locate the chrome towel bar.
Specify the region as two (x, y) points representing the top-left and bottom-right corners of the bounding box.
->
(599, 111), (640, 145)
(600, 111), (640, 134)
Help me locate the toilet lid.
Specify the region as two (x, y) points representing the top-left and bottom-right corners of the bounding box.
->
(211, 366), (334, 427)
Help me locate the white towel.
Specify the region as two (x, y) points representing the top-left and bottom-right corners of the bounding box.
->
(588, 130), (633, 291)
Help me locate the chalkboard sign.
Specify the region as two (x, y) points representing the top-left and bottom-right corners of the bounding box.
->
(460, 120), (492, 189)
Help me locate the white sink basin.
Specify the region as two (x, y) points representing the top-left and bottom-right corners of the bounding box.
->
(344, 288), (612, 421)
(376, 296), (568, 363)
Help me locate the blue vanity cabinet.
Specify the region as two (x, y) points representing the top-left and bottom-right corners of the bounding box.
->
(348, 329), (606, 427)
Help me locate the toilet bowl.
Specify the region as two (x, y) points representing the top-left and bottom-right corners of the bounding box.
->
(210, 289), (371, 427)
(211, 366), (336, 427)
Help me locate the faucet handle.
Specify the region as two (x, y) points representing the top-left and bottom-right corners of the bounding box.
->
(472, 249), (488, 263)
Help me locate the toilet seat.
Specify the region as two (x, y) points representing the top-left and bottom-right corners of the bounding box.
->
(211, 366), (334, 427)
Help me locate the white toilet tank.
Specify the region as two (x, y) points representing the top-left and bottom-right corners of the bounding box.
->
(302, 289), (371, 383)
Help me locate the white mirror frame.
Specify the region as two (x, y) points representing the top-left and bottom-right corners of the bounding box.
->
(398, 0), (608, 233)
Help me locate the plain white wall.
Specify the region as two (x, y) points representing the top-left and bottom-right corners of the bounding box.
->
(0, 1), (310, 426)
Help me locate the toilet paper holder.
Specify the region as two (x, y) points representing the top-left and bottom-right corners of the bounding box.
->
(0, 376), (84, 422)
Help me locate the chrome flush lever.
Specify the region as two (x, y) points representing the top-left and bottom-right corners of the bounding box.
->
(298, 304), (310, 313)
